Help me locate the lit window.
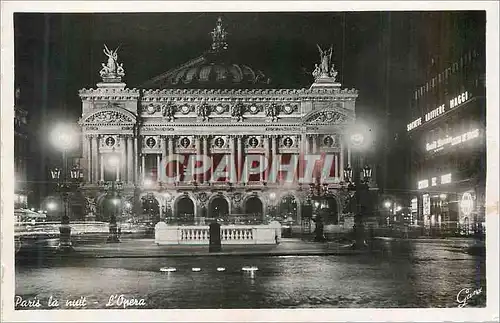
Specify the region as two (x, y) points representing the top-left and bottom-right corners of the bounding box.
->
(431, 177), (437, 186)
(418, 179), (429, 190)
(441, 173), (452, 184)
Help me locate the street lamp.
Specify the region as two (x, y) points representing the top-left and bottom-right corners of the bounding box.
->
(341, 163), (372, 249)
(50, 164), (82, 251)
(307, 178), (331, 242)
(100, 180), (123, 243)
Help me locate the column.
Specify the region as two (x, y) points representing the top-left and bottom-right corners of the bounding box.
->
(116, 159), (120, 181)
(127, 136), (133, 184)
(237, 136), (243, 183)
(263, 136), (269, 182)
(203, 136), (208, 184)
(168, 136), (175, 182)
(92, 136), (99, 183)
(85, 135), (92, 182)
(141, 154), (146, 182)
(161, 136), (167, 182)
(156, 154), (161, 183)
(120, 136), (126, 182)
(134, 136), (139, 184)
(196, 136), (203, 183)
(347, 143), (351, 166)
(230, 136), (236, 183)
(305, 135), (311, 154)
(340, 137), (345, 182)
(334, 154), (339, 180)
(100, 154), (104, 182)
(312, 135), (318, 154)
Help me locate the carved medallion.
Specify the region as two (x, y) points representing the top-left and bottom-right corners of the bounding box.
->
(146, 137), (157, 148)
(180, 105), (190, 114)
(105, 137), (116, 147)
(323, 135), (335, 147)
(248, 137), (259, 148)
(248, 105), (259, 114)
(214, 137), (225, 148)
(283, 105), (294, 114)
(180, 137), (191, 148)
(215, 104), (225, 114)
(283, 136), (294, 148)
(146, 104), (156, 115)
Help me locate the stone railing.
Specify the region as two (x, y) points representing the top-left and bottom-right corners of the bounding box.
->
(155, 222), (281, 245)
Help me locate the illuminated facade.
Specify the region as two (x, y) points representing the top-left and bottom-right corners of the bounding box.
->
(77, 18), (360, 228)
(406, 47), (486, 234)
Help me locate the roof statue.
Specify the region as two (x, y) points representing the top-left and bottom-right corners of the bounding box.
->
(210, 17), (228, 52)
(99, 44), (125, 82)
(311, 44), (341, 88)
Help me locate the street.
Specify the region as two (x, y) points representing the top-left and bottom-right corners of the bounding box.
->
(15, 238), (486, 309)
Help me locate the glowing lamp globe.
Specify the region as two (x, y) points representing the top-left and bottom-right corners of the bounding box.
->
(50, 124), (76, 151)
(350, 133), (364, 147)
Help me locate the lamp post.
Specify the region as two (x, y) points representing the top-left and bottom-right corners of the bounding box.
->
(341, 164), (372, 249)
(99, 180), (123, 243)
(49, 165), (83, 251)
(308, 178), (331, 242)
(49, 124), (80, 252)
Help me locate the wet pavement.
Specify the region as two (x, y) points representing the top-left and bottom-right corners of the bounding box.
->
(15, 238), (486, 309)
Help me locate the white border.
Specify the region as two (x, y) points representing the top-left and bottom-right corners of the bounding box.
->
(1, 1), (499, 322)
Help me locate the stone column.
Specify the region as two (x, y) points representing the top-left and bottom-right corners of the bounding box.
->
(312, 135), (318, 154)
(134, 136), (139, 184)
(203, 136), (209, 184)
(116, 158), (120, 182)
(168, 136), (175, 182)
(120, 136), (126, 182)
(127, 136), (133, 184)
(100, 154), (104, 182)
(92, 136), (99, 183)
(156, 154), (161, 183)
(230, 136), (236, 183)
(305, 134), (311, 154)
(347, 143), (351, 166)
(339, 136), (344, 182)
(263, 136), (269, 182)
(237, 136), (243, 183)
(196, 136), (203, 183)
(334, 154), (339, 179)
(161, 136), (167, 182)
(85, 135), (92, 182)
(141, 154), (146, 182)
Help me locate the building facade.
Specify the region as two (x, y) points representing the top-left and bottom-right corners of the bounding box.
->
(77, 19), (359, 228)
(406, 46), (486, 235)
(14, 88), (30, 209)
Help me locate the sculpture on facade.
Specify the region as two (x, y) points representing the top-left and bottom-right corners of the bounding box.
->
(266, 103), (280, 122)
(99, 44), (125, 80)
(314, 44), (338, 82)
(231, 101), (245, 122)
(85, 197), (97, 216)
(196, 102), (211, 121)
(161, 103), (176, 122)
(210, 17), (228, 52)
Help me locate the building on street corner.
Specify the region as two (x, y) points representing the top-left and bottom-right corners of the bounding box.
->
(406, 45), (486, 235)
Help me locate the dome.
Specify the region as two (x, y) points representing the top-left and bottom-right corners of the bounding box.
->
(166, 61), (270, 88)
(142, 17), (272, 89)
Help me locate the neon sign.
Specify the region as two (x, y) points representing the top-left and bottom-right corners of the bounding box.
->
(418, 173), (451, 189)
(423, 194), (430, 216)
(407, 91), (471, 132)
(426, 129), (479, 152)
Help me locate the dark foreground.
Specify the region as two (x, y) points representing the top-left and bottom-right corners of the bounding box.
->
(15, 238), (486, 309)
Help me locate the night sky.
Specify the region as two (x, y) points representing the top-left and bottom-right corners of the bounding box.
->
(13, 11), (485, 202)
